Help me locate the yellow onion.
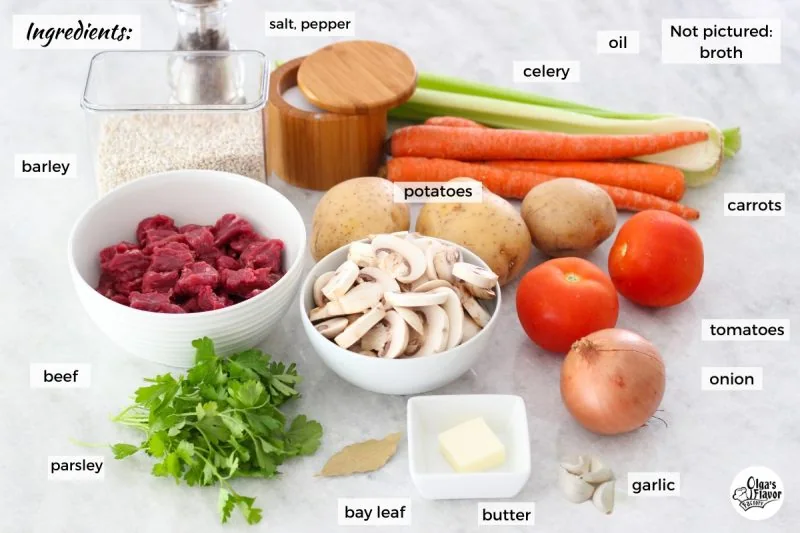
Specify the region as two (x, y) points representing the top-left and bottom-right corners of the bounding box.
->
(561, 328), (665, 435)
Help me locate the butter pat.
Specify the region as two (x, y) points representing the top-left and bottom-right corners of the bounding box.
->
(438, 417), (506, 473)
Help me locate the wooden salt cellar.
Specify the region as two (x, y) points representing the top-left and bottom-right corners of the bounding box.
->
(266, 41), (416, 190)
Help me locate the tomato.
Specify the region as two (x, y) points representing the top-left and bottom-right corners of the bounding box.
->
(608, 210), (704, 307)
(516, 257), (619, 353)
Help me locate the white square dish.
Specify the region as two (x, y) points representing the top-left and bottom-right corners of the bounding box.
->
(407, 395), (531, 500)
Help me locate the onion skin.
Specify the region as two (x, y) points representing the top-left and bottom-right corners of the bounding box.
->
(561, 328), (665, 435)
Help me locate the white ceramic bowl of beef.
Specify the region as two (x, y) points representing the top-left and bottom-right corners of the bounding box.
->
(299, 236), (501, 395)
(67, 170), (306, 367)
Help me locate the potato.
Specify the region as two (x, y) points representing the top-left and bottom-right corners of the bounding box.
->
(416, 180), (531, 286)
(311, 177), (410, 260)
(521, 178), (616, 258)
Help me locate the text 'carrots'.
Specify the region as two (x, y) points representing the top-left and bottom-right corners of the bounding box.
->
(390, 125), (709, 162)
(386, 157), (699, 220)
(486, 161), (685, 201)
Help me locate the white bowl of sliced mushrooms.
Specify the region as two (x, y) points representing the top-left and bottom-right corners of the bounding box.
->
(299, 232), (501, 395)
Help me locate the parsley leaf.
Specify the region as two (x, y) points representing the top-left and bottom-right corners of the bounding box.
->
(109, 337), (322, 525)
(111, 443), (139, 459)
(285, 415), (324, 457)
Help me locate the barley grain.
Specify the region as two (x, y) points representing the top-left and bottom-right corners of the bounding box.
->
(96, 112), (265, 194)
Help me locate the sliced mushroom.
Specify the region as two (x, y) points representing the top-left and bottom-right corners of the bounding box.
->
(409, 272), (433, 291)
(347, 241), (377, 268)
(405, 329), (423, 356)
(309, 303), (340, 322)
(358, 266), (401, 293)
(361, 323), (390, 352)
(313, 271), (335, 307)
(413, 279), (452, 292)
(454, 282), (492, 327)
(309, 282), (383, 321)
(378, 311), (409, 359)
(314, 317), (348, 338)
(334, 306), (386, 348)
(377, 250), (409, 280)
(337, 282), (383, 313)
(425, 243), (443, 280)
(461, 314), (482, 342)
(452, 262), (498, 290)
(371, 233), (427, 283)
(463, 284), (496, 300)
(321, 260), (360, 300)
(408, 235), (436, 253)
(433, 246), (460, 283)
(384, 290), (448, 308)
(416, 305), (450, 356)
(431, 287), (463, 349)
(394, 307), (424, 334)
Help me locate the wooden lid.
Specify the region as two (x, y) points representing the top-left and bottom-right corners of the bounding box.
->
(297, 40), (416, 114)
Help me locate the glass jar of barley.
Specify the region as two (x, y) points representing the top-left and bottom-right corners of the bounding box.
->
(82, 50), (267, 195)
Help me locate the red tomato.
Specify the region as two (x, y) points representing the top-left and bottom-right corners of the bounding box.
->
(516, 257), (619, 353)
(608, 210), (704, 307)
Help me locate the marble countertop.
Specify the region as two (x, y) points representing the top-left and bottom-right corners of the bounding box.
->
(2, 0), (798, 531)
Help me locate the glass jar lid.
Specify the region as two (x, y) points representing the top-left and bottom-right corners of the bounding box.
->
(81, 50), (267, 112)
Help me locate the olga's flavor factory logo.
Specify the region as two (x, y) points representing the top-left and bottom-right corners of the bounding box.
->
(730, 466), (784, 520)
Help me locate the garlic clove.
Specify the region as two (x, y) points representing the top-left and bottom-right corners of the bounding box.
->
(558, 468), (594, 503)
(560, 455), (591, 476)
(582, 467), (614, 485)
(592, 480), (615, 514)
(582, 455), (614, 484)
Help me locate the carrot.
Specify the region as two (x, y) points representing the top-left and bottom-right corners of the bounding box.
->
(424, 116), (487, 128)
(486, 161), (685, 201)
(390, 125), (709, 161)
(386, 157), (699, 220)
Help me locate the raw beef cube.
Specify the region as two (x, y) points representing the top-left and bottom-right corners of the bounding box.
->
(181, 296), (201, 313)
(241, 272), (283, 299)
(109, 294), (130, 306)
(221, 267), (276, 296)
(175, 261), (220, 295)
(136, 215), (177, 245)
(113, 276), (143, 296)
(105, 249), (151, 281)
(240, 239), (284, 271)
(150, 242), (195, 272)
(142, 270), (179, 294)
(96, 272), (116, 297)
(196, 286), (231, 311)
(213, 214), (254, 247)
(198, 247), (222, 266)
(142, 231), (187, 254)
(229, 231), (265, 253)
(179, 224), (204, 234)
(129, 291), (185, 313)
(99, 241), (138, 265)
(184, 227), (215, 253)
(216, 255), (241, 271)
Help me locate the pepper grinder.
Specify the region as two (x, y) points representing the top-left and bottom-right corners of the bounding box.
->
(168, 0), (242, 104)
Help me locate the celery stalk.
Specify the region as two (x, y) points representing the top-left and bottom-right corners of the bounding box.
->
(415, 72), (664, 120)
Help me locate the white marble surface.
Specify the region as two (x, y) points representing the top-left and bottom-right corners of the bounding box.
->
(2, 0), (798, 531)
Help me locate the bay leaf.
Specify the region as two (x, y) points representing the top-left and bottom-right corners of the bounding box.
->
(318, 432), (402, 477)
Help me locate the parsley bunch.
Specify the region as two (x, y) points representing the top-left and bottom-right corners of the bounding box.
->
(110, 337), (323, 525)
